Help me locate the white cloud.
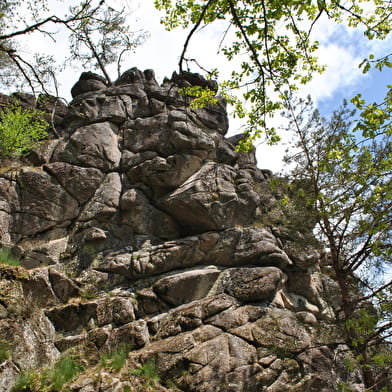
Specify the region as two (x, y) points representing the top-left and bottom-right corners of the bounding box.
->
(299, 43), (367, 103)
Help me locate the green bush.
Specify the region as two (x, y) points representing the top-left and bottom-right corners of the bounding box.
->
(0, 104), (48, 158)
(99, 344), (132, 372)
(11, 370), (41, 392)
(0, 248), (20, 266)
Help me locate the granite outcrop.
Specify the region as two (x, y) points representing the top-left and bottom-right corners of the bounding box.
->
(0, 68), (365, 391)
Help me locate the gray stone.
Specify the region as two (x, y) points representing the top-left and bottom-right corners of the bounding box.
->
(61, 122), (121, 171)
(78, 172), (121, 222)
(120, 188), (180, 239)
(159, 162), (260, 232)
(48, 268), (81, 302)
(14, 168), (79, 236)
(230, 308), (312, 352)
(153, 268), (221, 306)
(104, 319), (149, 350)
(96, 228), (291, 280)
(44, 162), (104, 204)
(127, 153), (203, 191)
(71, 71), (107, 98)
(183, 333), (258, 392)
(17, 229), (69, 267)
(45, 302), (98, 332)
(207, 305), (266, 330)
(216, 267), (284, 303)
(27, 140), (61, 166)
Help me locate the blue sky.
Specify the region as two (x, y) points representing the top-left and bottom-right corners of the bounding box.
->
(318, 66), (392, 115)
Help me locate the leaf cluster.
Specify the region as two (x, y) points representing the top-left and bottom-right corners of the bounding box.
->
(0, 103), (48, 158)
(179, 85), (218, 109)
(155, 0), (392, 145)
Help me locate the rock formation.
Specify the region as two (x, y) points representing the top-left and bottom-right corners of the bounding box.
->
(0, 68), (365, 391)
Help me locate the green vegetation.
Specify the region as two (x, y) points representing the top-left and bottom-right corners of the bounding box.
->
(0, 105), (48, 158)
(129, 360), (160, 387)
(11, 353), (85, 392)
(11, 370), (41, 392)
(0, 339), (11, 362)
(0, 248), (20, 266)
(99, 344), (132, 372)
(80, 287), (99, 301)
(44, 355), (85, 391)
(179, 86), (218, 109)
(281, 96), (391, 390)
(155, 0), (392, 149)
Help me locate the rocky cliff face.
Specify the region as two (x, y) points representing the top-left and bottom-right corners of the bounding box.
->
(0, 68), (364, 391)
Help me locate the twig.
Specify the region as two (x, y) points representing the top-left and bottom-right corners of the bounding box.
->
(178, 0), (215, 73)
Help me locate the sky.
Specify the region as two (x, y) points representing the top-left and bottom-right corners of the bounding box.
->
(15, 0), (392, 173)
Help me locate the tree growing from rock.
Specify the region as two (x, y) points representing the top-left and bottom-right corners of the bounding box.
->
(281, 96), (391, 391)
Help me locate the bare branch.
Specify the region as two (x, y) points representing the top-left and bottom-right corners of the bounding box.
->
(179, 0), (215, 73)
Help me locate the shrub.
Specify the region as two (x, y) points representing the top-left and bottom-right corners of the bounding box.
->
(0, 248), (20, 266)
(0, 104), (48, 158)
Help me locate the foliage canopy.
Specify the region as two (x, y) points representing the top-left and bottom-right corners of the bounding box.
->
(155, 0), (392, 147)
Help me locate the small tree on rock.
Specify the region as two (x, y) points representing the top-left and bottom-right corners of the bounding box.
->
(282, 96), (392, 391)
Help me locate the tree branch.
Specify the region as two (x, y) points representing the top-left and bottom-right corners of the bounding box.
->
(178, 0), (215, 73)
(0, 0), (95, 41)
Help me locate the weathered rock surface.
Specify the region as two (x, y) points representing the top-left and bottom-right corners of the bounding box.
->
(0, 68), (370, 392)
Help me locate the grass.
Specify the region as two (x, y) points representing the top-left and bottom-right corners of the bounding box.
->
(129, 360), (160, 387)
(11, 353), (85, 392)
(99, 344), (132, 372)
(44, 355), (85, 390)
(0, 248), (20, 266)
(80, 288), (98, 301)
(11, 370), (41, 392)
(0, 340), (11, 362)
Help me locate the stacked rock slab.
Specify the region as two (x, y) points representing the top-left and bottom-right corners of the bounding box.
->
(0, 68), (364, 391)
